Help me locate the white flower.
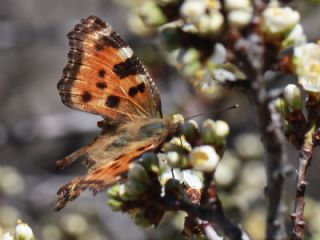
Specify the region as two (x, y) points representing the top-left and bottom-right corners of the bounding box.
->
(225, 0), (251, 11)
(294, 43), (320, 92)
(263, 6), (300, 34)
(1, 233), (14, 240)
(180, 0), (207, 21)
(281, 24), (306, 49)
(189, 145), (220, 172)
(15, 223), (34, 240)
(228, 9), (253, 28)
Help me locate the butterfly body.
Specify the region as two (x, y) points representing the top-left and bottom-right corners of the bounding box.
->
(55, 16), (180, 210)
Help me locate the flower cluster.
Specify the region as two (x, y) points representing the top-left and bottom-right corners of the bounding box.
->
(122, 0), (308, 100)
(107, 115), (230, 229)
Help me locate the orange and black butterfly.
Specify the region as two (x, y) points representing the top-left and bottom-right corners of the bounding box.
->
(55, 16), (180, 210)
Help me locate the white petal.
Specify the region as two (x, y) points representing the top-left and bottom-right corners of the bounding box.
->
(183, 170), (203, 189)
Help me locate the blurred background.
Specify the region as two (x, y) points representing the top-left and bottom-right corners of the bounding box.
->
(1, 0), (320, 239)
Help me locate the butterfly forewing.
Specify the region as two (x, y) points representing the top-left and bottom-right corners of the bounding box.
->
(58, 16), (162, 122)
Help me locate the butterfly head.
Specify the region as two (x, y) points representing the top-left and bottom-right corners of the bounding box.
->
(164, 116), (184, 139)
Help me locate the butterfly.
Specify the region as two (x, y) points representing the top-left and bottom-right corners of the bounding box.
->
(55, 16), (181, 210)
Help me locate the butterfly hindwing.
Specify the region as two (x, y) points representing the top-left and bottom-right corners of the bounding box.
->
(58, 16), (162, 122)
(55, 118), (172, 210)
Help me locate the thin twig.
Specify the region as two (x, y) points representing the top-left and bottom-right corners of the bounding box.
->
(125, 181), (249, 240)
(290, 124), (316, 240)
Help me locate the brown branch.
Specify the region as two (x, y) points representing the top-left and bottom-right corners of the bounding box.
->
(232, 31), (288, 240)
(225, 0), (289, 238)
(290, 125), (316, 240)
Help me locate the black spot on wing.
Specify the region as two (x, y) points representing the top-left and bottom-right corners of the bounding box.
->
(113, 55), (146, 79)
(96, 82), (107, 89)
(82, 91), (92, 102)
(137, 83), (145, 93)
(128, 87), (138, 97)
(106, 95), (120, 108)
(98, 69), (106, 78)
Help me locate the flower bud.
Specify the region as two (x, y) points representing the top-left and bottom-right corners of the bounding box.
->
(180, 121), (199, 145)
(120, 181), (146, 200)
(163, 136), (192, 152)
(178, 48), (200, 66)
(128, 163), (151, 186)
(189, 145), (220, 172)
(107, 199), (123, 211)
(225, 0), (251, 11)
(283, 84), (302, 110)
(159, 26), (180, 51)
(201, 119), (216, 144)
(195, 11), (224, 36)
(274, 98), (288, 116)
(166, 151), (180, 166)
(180, 60), (202, 77)
(139, 152), (160, 174)
(107, 184), (121, 198)
(180, 0), (206, 22)
(214, 120), (230, 138)
(228, 9), (252, 29)
(139, 2), (167, 27)
(15, 222), (34, 240)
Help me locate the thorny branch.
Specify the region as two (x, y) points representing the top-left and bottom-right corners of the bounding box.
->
(125, 179), (248, 240)
(290, 125), (315, 240)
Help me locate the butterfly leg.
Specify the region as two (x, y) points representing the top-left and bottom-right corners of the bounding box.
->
(56, 146), (88, 170)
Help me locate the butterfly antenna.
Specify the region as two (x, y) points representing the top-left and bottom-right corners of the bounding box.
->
(184, 104), (239, 121)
